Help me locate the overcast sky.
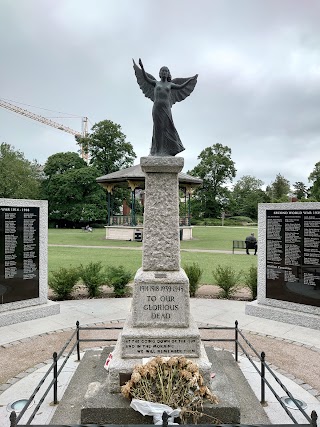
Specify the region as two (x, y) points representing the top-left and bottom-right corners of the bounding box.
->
(1, 0), (320, 190)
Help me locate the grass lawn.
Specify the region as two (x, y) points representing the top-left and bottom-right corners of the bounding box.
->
(48, 226), (257, 251)
(48, 227), (257, 285)
(181, 226), (257, 251)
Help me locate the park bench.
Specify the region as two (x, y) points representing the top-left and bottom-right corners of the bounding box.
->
(232, 240), (246, 253)
(232, 240), (257, 254)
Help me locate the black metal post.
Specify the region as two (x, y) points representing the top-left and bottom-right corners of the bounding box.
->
(10, 411), (17, 427)
(235, 320), (238, 362)
(131, 188), (136, 226)
(53, 352), (58, 404)
(76, 320), (80, 361)
(107, 192), (111, 226)
(260, 351), (266, 404)
(162, 411), (169, 427)
(188, 192), (191, 226)
(311, 410), (318, 427)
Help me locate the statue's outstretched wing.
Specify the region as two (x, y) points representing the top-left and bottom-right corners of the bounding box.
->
(170, 76), (198, 105)
(133, 59), (156, 102)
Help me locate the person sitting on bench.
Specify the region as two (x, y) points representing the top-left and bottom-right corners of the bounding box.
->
(245, 233), (257, 255)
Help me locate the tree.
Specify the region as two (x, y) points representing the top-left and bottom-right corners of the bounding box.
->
(308, 162), (320, 200)
(42, 152), (106, 225)
(0, 143), (41, 199)
(293, 181), (308, 200)
(80, 120), (136, 175)
(266, 174), (290, 202)
(230, 175), (269, 219)
(79, 120), (137, 218)
(188, 143), (236, 218)
(43, 152), (87, 176)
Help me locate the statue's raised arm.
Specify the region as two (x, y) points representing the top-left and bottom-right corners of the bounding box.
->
(133, 59), (198, 157)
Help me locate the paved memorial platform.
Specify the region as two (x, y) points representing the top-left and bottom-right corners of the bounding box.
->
(50, 346), (270, 425)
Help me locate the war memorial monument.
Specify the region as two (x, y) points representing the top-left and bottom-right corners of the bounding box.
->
(51, 60), (269, 425)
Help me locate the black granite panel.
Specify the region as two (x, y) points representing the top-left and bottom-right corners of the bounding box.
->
(0, 206), (39, 304)
(266, 209), (320, 307)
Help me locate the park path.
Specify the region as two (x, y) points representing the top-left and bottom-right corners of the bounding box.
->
(48, 244), (238, 254)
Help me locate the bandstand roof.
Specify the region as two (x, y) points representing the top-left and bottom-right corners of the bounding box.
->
(96, 163), (202, 189)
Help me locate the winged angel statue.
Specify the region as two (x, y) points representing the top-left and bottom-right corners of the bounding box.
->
(133, 58), (198, 156)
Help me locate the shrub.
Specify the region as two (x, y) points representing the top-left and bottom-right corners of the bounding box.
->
(228, 216), (253, 223)
(184, 262), (203, 297)
(49, 267), (80, 300)
(79, 261), (107, 298)
(106, 265), (132, 297)
(244, 265), (257, 300)
(212, 265), (242, 299)
(190, 217), (255, 226)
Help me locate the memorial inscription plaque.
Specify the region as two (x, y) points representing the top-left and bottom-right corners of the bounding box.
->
(122, 336), (199, 358)
(266, 209), (320, 307)
(137, 284), (184, 321)
(0, 206), (39, 304)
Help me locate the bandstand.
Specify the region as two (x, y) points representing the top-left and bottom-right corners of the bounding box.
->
(96, 163), (202, 241)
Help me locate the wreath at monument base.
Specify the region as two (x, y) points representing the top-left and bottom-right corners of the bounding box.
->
(121, 355), (219, 424)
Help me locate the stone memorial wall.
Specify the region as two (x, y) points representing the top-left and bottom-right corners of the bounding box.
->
(0, 199), (59, 326)
(246, 202), (320, 330)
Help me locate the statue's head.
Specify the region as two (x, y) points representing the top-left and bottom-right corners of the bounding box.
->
(159, 66), (171, 82)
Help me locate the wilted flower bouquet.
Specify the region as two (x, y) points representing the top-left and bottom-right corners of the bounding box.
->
(121, 356), (218, 423)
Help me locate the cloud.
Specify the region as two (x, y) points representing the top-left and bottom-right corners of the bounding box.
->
(1, 0), (320, 189)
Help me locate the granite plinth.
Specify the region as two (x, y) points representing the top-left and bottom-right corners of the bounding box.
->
(132, 268), (189, 327)
(140, 156), (184, 173)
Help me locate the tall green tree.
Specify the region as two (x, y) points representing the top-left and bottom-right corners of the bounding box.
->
(79, 120), (137, 217)
(308, 162), (320, 200)
(188, 143), (236, 218)
(230, 175), (269, 219)
(293, 181), (308, 200)
(80, 120), (136, 175)
(266, 173), (291, 202)
(42, 152), (106, 225)
(0, 143), (41, 199)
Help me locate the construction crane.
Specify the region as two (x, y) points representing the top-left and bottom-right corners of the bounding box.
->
(0, 98), (89, 160)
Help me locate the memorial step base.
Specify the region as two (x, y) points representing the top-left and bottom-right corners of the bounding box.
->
(51, 346), (272, 425)
(0, 300), (60, 327)
(246, 300), (320, 330)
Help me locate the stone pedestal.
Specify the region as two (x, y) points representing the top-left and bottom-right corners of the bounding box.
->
(141, 157), (182, 271)
(107, 157), (211, 392)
